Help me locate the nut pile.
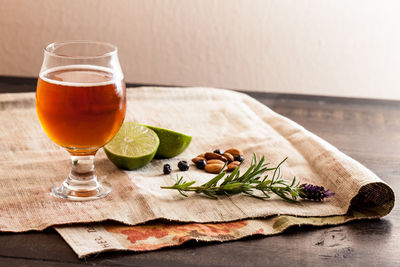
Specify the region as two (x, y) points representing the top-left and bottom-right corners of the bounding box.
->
(192, 148), (244, 174)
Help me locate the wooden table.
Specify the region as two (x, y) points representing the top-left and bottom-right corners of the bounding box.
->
(0, 76), (398, 266)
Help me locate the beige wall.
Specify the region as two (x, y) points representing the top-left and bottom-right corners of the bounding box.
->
(1, 0), (399, 99)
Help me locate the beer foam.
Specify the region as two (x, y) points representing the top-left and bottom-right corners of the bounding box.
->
(39, 65), (123, 87)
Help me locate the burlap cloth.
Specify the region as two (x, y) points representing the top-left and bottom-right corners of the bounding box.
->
(0, 87), (394, 257)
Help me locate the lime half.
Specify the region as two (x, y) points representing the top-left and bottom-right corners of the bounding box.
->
(104, 122), (159, 170)
(143, 125), (192, 158)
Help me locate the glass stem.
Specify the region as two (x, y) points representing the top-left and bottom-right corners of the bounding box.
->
(64, 155), (100, 192)
(51, 153), (111, 200)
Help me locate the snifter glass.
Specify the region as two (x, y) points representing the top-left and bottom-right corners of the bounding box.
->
(36, 41), (126, 200)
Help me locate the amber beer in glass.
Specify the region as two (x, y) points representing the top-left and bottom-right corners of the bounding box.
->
(37, 66), (125, 152)
(36, 41), (126, 200)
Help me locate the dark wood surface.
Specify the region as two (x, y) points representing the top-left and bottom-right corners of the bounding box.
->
(0, 76), (398, 266)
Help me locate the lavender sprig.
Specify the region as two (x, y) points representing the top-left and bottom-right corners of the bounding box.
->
(161, 154), (334, 202)
(299, 184), (335, 201)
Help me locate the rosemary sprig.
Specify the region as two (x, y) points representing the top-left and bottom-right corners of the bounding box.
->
(161, 154), (334, 202)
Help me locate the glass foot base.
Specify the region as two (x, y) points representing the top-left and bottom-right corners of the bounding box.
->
(51, 182), (112, 201)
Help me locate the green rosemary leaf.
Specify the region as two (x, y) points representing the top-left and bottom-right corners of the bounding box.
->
(203, 190), (218, 199)
(260, 190), (270, 198)
(290, 176), (297, 187)
(238, 154), (257, 181)
(261, 174), (269, 183)
(202, 171), (226, 188)
(271, 157), (287, 183)
(243, 191), (267, 200)
(180, 181), (196, 188)
(239, 164), (256, 182)
(178, 189), (188, 197)
(243, 166), (270, 182)
(221, 165), (240, 185)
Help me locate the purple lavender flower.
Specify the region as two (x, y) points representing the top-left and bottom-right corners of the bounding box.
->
(299, 183), (335, 201)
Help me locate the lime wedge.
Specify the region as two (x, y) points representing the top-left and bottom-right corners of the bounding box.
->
(143, 125), (192, 158)
(104, 122), (159, 170)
